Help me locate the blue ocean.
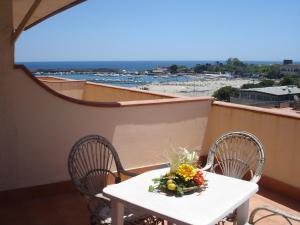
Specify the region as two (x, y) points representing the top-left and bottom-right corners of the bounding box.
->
(36, 73), (195, 87)
(21, 60), (281, 71)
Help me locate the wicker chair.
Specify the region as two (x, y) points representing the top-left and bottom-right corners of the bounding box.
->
(68, 135), (162, 225)
(247, 206), (300, 224)
(202, 131), (265, 224)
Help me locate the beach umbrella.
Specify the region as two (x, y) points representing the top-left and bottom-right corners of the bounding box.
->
(12, 0), (86, 41)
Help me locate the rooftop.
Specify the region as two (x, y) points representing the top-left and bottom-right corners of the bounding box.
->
(240, 85), (300, 96)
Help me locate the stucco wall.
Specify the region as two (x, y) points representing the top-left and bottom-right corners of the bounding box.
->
(41, 80), (85, 100)
(0, 67), (211, 191)
(204, 101), (300, 189)
(38, 77), (70, 81)
(82, 82), (172, 102)
(37, 77), (174, 102)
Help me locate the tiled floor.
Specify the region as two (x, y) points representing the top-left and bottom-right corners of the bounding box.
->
(246, 188), (300, 225)
(0, 187), (299, 225)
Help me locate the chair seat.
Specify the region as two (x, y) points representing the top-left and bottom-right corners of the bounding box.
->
(96, 204), (134, 224)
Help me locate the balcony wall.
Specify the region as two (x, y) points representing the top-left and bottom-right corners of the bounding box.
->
(204, 101), (300, 191)
(41, 80), (86, 100)
(0, 66), (212, 191)
(82, 82), (172, 102)
(37, 76), (174, 102)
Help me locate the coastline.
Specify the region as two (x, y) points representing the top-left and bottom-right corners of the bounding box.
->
(138, 77), (259, 97)
(21, 60), (287, 72)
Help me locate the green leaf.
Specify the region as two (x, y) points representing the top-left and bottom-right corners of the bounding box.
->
(148, 185), (155, 192)
(152, 178), (161, 183)
(177, 186), (184, 196)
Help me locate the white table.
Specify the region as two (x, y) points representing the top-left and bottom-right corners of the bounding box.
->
(102, 168), (258, 225)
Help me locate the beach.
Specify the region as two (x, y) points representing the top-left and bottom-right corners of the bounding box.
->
(138, 77), (259, 97)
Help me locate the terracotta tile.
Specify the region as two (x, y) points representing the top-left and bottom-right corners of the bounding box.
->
(0, 188), (299, 225)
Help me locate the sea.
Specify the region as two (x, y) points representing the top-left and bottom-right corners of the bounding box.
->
(20, 60), (282, 88)
(21, 60), (281, 71)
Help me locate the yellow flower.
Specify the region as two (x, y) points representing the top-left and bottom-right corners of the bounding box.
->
(176, 164), (197, 181)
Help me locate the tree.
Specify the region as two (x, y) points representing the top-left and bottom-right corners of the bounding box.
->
(241, 83), (258, 89)
(169, 64), (178, 74)
(194, 64), (206, 73)
(279, 76), (299, 86)
(227, 58), (244, 67)
(225, 58), (246, 75)
(177, 66), (189, 73)
(266, 64), (281, 79)
(241, 79), (275, 89)
(259, 79), (275, 87)
(213, 86), (239, 102)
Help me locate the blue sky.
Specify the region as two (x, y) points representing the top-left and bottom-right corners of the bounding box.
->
(16, 0), (300, 62)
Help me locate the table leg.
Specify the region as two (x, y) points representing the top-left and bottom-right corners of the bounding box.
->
(111, 200), (124, 225)
(236, 200), (249, 225)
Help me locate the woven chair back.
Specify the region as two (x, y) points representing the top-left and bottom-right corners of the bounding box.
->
(207, 131), (265, 183)
(68, 135), (123, 197)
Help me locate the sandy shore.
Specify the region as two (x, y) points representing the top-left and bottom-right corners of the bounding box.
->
(138, 77), (258, 97)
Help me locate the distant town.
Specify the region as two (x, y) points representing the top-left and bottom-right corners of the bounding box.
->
(32, 58), (300, 78)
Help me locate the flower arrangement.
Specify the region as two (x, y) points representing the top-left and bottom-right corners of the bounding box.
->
(148, 148), (207, 196)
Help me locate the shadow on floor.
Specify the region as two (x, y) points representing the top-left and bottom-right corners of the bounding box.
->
(0, 188), (299, 225)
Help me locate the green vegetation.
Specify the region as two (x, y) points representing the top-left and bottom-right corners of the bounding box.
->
(241, 76), (300, 90)
(169, 64), (178, 74)
(266, 64), (281, 79)
(169, 65), (191, 73)
(171, 59), (285, 78)
(279, 76), (300, 87)
(241, 80), (275, 89)
(192, 58), (282, 77)
(212, 86), (239, 102)
(177, 65), (190, 73)
(194, 61), (225, 73)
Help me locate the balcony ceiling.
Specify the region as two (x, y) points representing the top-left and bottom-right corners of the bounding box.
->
(13, 0), (85, 30)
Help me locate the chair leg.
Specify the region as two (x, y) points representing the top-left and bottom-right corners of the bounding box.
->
(236, 200), (249, 225)
(91, 215), (98, 225)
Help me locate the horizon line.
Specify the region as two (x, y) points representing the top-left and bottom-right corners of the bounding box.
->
(16, 59), (300, 63)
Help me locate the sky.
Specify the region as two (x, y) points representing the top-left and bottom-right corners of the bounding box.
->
(16, 0), (300, 62)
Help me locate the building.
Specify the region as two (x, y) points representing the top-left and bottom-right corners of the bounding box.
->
(283, 59), (293, 65)
(231, 85), (300, 107)
(280, 59), (300, 76)
(151, 67), (169, 74)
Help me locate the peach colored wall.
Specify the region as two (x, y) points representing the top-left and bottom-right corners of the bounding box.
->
(0, 1), (16, 192)
(38, 77), (72, 81)
(204, 101), (300, 189)
(82, 82), (172, 102)
(41, 80), (85, 100)
(0, 1), (14, 72)
(36, 76), (69, 81)
(0, 67), (211, 191)
(38, 77), (174, 102)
